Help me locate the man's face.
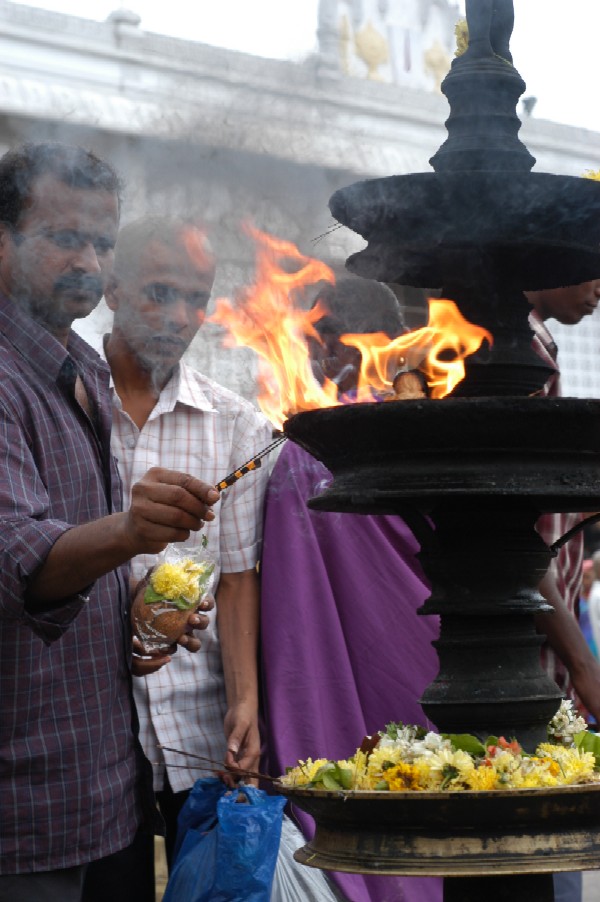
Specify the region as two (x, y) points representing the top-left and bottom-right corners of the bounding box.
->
(107, 234), (215, 375)
(0, 173), (119, 331)
(526, 280), (600, 325)
(310, 330), (363, 395)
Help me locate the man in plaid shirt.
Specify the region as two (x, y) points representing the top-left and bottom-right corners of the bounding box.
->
(0, 144), (219, 902)
(100, 217), (272, 890)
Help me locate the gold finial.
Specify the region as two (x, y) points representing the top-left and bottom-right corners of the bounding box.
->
(354, 20), (389, 81)
(454, 18), (469, 57)
(424, 40), (452, 92)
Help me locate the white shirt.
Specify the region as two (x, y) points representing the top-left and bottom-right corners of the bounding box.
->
(109, 359), (272, 791)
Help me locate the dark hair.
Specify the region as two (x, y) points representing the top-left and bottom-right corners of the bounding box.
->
(314, 277), (405, 339)
(0, 142), (123, 226)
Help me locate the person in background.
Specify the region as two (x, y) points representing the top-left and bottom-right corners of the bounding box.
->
(526, 280), (600, 720)
(578, 560), (598, 690)
(99, 216), (272, 891)
(260, 276), (442, 902)
(0, 143), (218, 902)
(587, 549), (600, 676)
(526, 278), (600, 902)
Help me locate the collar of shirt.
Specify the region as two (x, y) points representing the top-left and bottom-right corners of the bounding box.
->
(99, 335), (217, 419)
(0, 291), (109, 386)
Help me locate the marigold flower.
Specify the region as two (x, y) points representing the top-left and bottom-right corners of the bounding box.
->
(150, 559), (213, 604)
(384, 762), (427, 792)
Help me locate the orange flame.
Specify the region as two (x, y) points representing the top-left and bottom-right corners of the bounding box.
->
(209, 228), (492, 429)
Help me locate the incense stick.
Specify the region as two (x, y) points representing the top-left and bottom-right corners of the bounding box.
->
(158, 744), (279, 783)
(215, 432), (287, 492)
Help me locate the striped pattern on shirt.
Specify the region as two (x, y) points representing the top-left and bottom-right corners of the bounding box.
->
(110, 360), (272, 791)
(0, 294), (143, 873)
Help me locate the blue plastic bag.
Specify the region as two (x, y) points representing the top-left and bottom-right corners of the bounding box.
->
(164, 778), (286, 902)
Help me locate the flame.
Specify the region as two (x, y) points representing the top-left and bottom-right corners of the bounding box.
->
(346, 299), (493, 402)
(209, 228), (492, 429)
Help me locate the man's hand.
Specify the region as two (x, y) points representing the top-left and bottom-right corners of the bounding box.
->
(125, 468), (220, 556)
(222, 701), (261, 787)
(131, 601), (214, 676)
(569, 657), (600, 724)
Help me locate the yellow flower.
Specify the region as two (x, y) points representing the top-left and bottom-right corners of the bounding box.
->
(454, 19), (469, 57)
(151, 562), (192, 600)
(365, 744), (404, 784)
(426, 748), (475, 790)
(466, 766), (499, 791)
(383, 761), (427, 791)
(584, 169), (600, 181)
(535, 743), (596, 783)
(150, 559), (212, 603)
(280, 758), (330, 787)
(347, 750), (369, 789)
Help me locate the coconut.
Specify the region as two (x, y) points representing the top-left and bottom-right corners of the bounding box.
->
(131, 589), (193, 655)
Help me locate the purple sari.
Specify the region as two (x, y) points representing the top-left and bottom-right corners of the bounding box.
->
(261, 441), (442, 902)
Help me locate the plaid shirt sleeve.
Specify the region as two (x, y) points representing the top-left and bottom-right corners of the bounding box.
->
(0, 402), (88, 642)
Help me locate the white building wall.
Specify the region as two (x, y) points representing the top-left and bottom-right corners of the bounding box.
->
(0, 0), (598, 399)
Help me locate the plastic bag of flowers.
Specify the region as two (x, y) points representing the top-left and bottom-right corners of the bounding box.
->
(131, 540), (216, 654)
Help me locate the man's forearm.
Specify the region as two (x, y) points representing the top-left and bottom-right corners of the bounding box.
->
(217, 569), (260, 709)
(27, 512), (134, 607)
(535, 571), (596, 675)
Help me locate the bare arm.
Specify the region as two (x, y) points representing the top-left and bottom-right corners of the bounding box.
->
(27, 468), (219, 607)
(535, 570), (600, 723)
(217, 568), (260, 778)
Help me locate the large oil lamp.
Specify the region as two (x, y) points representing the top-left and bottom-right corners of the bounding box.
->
(277, 3), (600, 900)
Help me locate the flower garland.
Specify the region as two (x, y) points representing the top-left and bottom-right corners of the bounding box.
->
(280, 701), (600, 793)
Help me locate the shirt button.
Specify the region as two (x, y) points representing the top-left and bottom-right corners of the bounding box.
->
(127, 436), (136, 449)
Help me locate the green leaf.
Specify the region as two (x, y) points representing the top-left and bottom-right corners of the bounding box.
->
(143, 586), (195, 611)
(198, 562), (216, 589)
(321, 770), (343, 791)
(374, 780), (389, 791)
(143, 585), (164, 604)
(173, 596), (196, 611)
(337, 767), (354, 790)
(443, 733), (486, 756)
(574, 730), (600, 769)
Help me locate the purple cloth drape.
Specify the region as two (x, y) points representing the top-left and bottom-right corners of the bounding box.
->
(261, 440), (442, 902)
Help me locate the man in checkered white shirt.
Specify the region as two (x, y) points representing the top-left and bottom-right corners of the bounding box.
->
(100, 217), (272, 892)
